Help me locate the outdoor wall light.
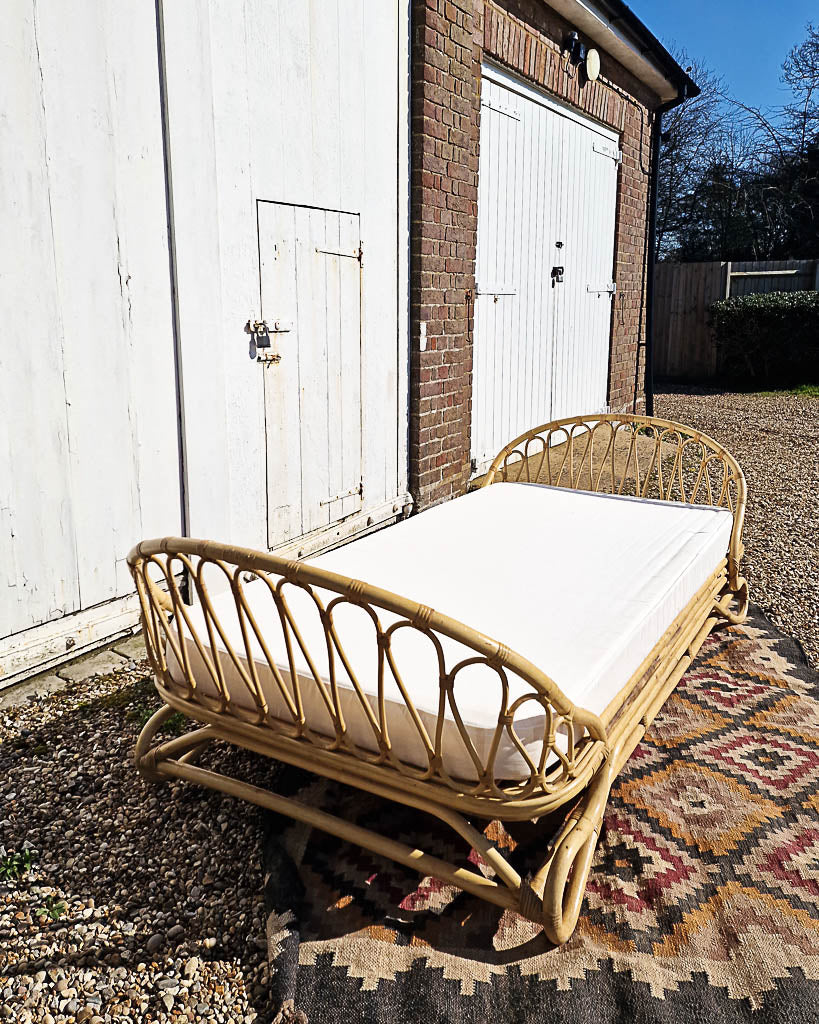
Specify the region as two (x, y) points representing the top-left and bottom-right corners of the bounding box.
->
(564, 31), (587, 65)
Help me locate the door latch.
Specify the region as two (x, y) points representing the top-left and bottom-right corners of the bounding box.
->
(551, 266), (565, 285)
(245, 319), (285, 363)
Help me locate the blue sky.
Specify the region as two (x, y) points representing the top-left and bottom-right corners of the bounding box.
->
(627, 0), (815, 110)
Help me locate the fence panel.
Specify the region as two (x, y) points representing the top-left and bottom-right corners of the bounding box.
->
(654, 259), (819, 380)
(654, 262), (724, 379)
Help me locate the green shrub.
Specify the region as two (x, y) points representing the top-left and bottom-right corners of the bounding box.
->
(709, 290), (819, 385)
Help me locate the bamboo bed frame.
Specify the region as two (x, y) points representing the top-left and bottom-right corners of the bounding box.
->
(128, 414), (748, 944)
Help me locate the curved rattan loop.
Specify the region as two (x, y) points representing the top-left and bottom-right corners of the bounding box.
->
(128, 534), (606, 801)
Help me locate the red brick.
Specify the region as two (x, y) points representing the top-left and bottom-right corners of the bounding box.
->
(410, 0), (660, 509)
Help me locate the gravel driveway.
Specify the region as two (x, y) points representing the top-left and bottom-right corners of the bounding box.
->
(0, 664), (272, 1023)
(1, 386), (815, 1024)
(656, 388), (819, 669)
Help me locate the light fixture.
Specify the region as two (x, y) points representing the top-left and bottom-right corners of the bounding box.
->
(564, 31), (586, 65)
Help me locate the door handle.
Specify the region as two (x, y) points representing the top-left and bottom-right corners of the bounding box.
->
(551, 266), (565, 285)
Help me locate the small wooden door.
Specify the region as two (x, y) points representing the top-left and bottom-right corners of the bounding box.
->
(259, 202), (363, 548)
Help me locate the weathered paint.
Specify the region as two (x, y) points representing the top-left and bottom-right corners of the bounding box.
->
(2, 0), (410, 682)
(162, 0), (410, 552)
(0, 1), (181, 665)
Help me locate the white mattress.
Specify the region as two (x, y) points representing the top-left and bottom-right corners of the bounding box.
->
(168, 484), (732, 780)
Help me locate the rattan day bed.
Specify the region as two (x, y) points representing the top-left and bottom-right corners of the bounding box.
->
(128, 414), (748, 944)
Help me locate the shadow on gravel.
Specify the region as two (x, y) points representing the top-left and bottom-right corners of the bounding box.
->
(0, 666), (284, 1020)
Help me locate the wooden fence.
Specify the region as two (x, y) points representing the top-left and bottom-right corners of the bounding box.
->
(654, 259), (819, 380)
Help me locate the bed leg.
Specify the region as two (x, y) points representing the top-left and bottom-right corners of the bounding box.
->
(713, 576), (749, 625)
(134, 704), (216, 783)
(540, 821), (600, 945)
(522, 754), (619, 945)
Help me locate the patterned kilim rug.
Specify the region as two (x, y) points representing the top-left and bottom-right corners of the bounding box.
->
(261, 606), (819, 1022)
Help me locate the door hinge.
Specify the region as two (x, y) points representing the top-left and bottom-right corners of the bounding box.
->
(592, 139), (622, 164)
(475, 283), (517, 297)
(319, 482), (363, 507)
(480, 97), (521, 121)
(315, 244), (363, 265)
(586, 282), (617, 295)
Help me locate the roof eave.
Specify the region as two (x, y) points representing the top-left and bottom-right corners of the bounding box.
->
(545, 0), (700, 103)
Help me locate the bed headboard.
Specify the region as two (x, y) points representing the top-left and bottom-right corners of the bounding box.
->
(481, 414), (747, 592)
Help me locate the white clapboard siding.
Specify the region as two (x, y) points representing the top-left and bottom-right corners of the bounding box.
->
(163, 0), (409, 556)
(472, 64), (619, 470)
(1, 0), (181, 665)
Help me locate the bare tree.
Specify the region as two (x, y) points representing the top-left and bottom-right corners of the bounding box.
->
(658, 25), (819, 263)
(782, 22), (819, 151)
(656, 52), (726, 259)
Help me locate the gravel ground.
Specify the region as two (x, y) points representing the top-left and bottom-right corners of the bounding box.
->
(656, 387), (819, 668)
(0, 657), (278, 1023)
(2, 386), (815, 1023)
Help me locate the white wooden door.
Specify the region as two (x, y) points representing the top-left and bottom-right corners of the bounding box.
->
(472, 75), (560, 469)
(259, 203), (363, 546)
(549, 117), (620, 421)
(1, 0), (181, 681)
(162, 0), (409, 557)
(472, 64), (619, 470)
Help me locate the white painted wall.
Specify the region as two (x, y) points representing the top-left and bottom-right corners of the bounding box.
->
(0, 0), (181, 680)
(1, 0), (411, 683)
(161, 0), (411, 554)
(472, 64), (619, 471)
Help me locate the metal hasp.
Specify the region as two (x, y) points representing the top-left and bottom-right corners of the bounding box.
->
(551, 265), (565, 285)
(245, 318), (289, 363)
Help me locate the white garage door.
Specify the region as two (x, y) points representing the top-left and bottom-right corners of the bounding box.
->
(472, 63), (620, 471)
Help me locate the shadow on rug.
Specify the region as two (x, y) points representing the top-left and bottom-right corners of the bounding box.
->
(261, 606), (819, 1023)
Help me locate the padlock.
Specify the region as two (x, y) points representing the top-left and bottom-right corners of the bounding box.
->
(245, 318), (272, 348)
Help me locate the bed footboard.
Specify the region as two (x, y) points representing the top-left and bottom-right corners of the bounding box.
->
(127, 538), (617, 945)
(127, 538), (608, 816)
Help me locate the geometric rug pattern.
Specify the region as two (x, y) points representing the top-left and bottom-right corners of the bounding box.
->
(262, 606), (819, 1022)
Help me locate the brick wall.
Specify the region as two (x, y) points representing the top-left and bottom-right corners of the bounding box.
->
(409, 0), (662, 509)
(409, 0), (480, 509)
